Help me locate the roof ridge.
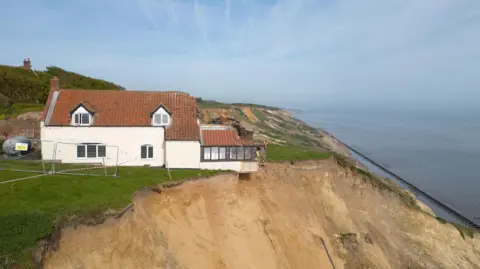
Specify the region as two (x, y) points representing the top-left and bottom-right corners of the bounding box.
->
(59, 89), (192, 95)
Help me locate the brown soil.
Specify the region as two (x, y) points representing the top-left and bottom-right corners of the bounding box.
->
(42, 159), (480, 269)
(0, 119), (39, 138)
(240, 107), (258, 122)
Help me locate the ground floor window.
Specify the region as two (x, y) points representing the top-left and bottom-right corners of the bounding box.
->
(141, 144), (154, 159)
(77, 144), (106, 158)
(202, 146), (256, 161)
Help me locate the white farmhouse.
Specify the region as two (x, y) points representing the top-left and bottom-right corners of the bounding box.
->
(40, 77), (260, 172)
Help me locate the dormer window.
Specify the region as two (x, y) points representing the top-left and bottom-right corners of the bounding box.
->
(69, 103), (95, 126)
(74, 113), (91, 125)
(153, 113), (169, 125)
(151, 104), (171, 126)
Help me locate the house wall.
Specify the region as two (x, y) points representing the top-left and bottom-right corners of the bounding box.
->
(200, 161), (258, 172)
(165, 141), (201, 169)
(40, 122), (165, 166)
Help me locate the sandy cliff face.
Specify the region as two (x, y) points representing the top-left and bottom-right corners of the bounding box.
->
(43, 159), (480, 269)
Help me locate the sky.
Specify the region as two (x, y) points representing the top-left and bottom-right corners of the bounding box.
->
(1, 0), (480, 109)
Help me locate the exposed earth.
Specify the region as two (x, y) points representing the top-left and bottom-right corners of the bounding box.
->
(42, 159), (480, 269)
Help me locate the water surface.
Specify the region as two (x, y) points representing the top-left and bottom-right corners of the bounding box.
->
(297, 108), (480, 224)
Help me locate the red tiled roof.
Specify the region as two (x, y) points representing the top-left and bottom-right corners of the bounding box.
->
(42, 89), (200, 140)
(201, 129), (259, 146)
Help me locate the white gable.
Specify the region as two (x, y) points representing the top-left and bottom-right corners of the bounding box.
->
(154, 107), (169, 115)
(71, 105), (93, 126)
(152, 106), (170, 126)
(72, 106), (90, 114)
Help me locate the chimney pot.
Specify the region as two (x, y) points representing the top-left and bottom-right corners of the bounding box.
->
(50, 76), (60, 91)
(22, 57), (32, 70)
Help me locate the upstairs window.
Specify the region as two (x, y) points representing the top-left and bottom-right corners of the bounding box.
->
(73, 113), (91, 125)
(141, 144), (154, 159)
(151, 105), (171, 126)
(153, 113), (169, 126)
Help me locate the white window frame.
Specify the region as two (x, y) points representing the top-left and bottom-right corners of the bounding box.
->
(76, 144), (106, 159)
(219, 147), (226, 160)
(141, 144), (154, 159)
(229, 147), (237, 160)
(152, 113), (170, 126)
(73, 112), (92, 126)
(204, 147), (211, 160)
(211, 147), (219, 160)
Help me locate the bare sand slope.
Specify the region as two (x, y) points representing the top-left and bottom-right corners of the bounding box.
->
(43, 159), (480, 269)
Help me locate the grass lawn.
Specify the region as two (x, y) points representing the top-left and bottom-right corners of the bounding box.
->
(266, 144), (331, 161)
(0, 161), (220, 267)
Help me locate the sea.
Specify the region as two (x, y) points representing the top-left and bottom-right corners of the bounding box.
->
(296, 107), (480, 226)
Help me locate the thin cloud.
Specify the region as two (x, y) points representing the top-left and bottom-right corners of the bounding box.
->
(136, 0), (158, 29)
(193, 0), (210, 47)
(225, 0), (231, 31)
(164, 0), (178, 25)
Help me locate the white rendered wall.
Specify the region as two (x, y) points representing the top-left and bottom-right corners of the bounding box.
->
(165, 141), (201, 169)
(200, 161), (258, 172)
(40, 122), (165, 166)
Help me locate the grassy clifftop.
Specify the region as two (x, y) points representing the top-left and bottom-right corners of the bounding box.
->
(0, 65), (124, 109)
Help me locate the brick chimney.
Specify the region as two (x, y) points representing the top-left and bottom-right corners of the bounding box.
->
(50, 76), (60, 91)
(23, 58), (31, 70)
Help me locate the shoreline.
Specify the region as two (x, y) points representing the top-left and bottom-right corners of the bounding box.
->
(318, 127), (480, 229)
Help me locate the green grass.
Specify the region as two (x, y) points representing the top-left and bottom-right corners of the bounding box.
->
(0, 103), (44, 120)
(435, 217), (475, 239)
(266, 144), (331, 161)
(0, 161), (221, 267)
(197, 100), (231, 109)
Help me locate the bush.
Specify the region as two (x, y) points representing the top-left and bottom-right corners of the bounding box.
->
(0, 65), (124, 108)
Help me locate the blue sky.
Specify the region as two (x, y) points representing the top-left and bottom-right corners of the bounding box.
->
(1, 0), (479, 109)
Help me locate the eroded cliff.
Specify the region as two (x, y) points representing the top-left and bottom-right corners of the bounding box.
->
(42, 158), (480, 269)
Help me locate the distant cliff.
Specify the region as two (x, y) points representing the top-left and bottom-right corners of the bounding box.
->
(198, 99), (350, 156)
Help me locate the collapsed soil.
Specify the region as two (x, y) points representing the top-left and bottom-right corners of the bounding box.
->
(43, 159), (480, 269)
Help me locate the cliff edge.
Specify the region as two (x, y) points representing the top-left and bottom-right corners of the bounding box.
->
(42, 159), (480, 269)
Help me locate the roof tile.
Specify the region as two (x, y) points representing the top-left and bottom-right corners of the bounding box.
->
(42, 89), (200, 140)
(201, 129), (259, 146)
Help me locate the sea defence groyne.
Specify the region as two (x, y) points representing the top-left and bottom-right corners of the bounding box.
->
(322, 130), (480, 229)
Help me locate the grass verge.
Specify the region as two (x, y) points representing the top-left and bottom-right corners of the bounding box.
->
(0, 161), (220, 268)
(266, 144), (331, 161)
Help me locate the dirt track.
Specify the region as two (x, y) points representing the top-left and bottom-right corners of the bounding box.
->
(43, 159), (480, 269)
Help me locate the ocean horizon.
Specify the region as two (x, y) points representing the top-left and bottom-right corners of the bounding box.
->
(296, 107), (480, 225)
